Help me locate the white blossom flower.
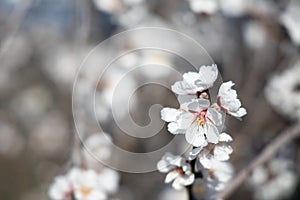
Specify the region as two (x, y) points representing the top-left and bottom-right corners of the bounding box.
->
(265, 61), (300, 121)
(171, 64), (218, 96)
(188, 0), (218, 15)
(68, 168), (107, 200)
(157, 153), (195, 190)
(82, 133), (113, 169)
(217, 81), (247, 119)
(48, 175), (73, 200)
(48, 167), (120, 200)
(248, 158), (298, 200)
(189, 132), (233, 161)
(198, 155), (234, 191)
(280, 1), (300, 46)
(161, 98), (223, 147)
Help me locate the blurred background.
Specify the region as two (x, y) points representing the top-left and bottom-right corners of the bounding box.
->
(0, 0), (300, 200)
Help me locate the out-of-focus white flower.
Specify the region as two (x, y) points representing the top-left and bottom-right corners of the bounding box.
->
(243, 21), (267, 49)
(171, 64), (218, 96)
(218, 81), (247, 119)
(93, 0), (143, 14)
(92, 0), (125, 13)
(189, 132), (233, 161)
(157, 153), (195, 190)
(198, 155), (234, 191)
(48, 175), (73, 200)
(10, 86), (53, 129)
(188, 0), (218, 14)
(95, 67), (137, 122)
(49, 167), (120, 200)
(265, 61), (300, 121)
(219, 0), (251, 17)
(280, 2), (300, 46)
(161, 98), (222, 147)
(28, 111), (69, 157)
(248, 158), (298, 200)
(82, 133), (113, 170)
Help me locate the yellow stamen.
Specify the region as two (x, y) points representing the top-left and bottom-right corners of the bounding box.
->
(81, 187), (92, 196)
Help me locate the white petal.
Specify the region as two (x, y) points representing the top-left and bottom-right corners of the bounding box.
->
(171, 81), (196, 95)
(177, 112), (195, 130)
(213, 146), (230, 161)
(185, 123), (207, 147)
(205, 124), (219, 144)
(161, 108), (180, 122)
(177, 95), (196, 105)
(165, 171), (179, 183)
(187, 99), (210, 112)
(228, 107), (247, 118)
(168, 122), (182, 134)
(188, 147), (203, 160)
(182, 174), (195, 186)
(207, 108), (223, 126)
(218, 132), (233, 142)
(183, 72), (201, 84)
(172, 177), (185, 190)
(194, 64), (218, 89)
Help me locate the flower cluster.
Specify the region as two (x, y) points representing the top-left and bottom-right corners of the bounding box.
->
(48, 133), (120, 200)
(157, 64), (246, 198)
(48, 167), (119, 200)
(248, 158), (298, 200)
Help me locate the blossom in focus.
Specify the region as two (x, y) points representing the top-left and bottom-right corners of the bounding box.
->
(217, 81), (247, 119)
(198, 155), (234, 191)
(171, 64), (218, 96)
(161, 98), (223, 147)
(189, 132), (233, 161)
(157, 153), (195, 190)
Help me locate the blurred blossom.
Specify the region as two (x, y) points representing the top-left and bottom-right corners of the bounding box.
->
(248, 158), (298, 200)
(28, 111), (69, 157)
(82, 133), (113, 170)
(0, 120), (25, 158)
(219, 0), (251, 17)
(93, 0), (144, 14)
(243, 21), (267, 49)
(265, 61), (300, 121)
(48, 167), (120, 200)
(188, 0), (218, 15)
(1, 34), (32, 70)
(10, 86), (53, 129)
(42, 46), (82, 88)
(139, 51), (173, 79)
(95, 67), (137, 122)
(280, 1), (300, 46)
(188, 0), (251, 16)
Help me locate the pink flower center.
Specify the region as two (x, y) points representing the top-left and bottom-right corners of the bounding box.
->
(195, 110), (208, 126)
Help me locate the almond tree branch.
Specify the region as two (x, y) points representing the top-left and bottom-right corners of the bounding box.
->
(216, 122), (300, 200)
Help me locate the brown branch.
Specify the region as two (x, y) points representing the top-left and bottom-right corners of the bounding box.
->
(216, 122), (300, 200)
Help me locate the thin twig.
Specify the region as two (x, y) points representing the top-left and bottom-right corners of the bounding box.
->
(216, 122), (300, 200)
